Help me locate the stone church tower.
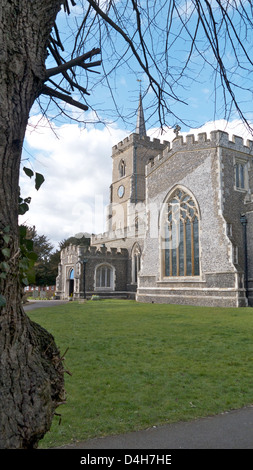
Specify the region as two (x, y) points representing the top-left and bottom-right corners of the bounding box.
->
(56, 97), (253, 307)
(106, 93), (166, 235)
(91, 94), (167, 290)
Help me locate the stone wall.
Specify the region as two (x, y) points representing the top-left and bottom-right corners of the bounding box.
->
(55, 244), (129, 300)
(137, 131), (253, 307)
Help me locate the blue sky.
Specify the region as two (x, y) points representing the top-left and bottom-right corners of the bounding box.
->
(19, 1), (253, 248)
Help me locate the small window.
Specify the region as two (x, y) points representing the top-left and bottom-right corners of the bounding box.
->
(135, 216), (139, 236)
(235, 161), (247, 190)
(132, 243), (141, 284)
(119, 159), (126, 178)
(233, 245), (238, 264)
(96, 264), (114, 289)
(227, 223), (232, 237)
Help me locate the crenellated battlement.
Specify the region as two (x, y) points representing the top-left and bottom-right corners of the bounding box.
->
(112, 132), (168, 155)
(61, 244), (78, 256)
(146, 130), (253, 173)
(61, 242), (128, 260)
(87, 245), (128, 257)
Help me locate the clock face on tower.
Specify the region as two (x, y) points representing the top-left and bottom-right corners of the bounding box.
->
(118, 185), (125, 198)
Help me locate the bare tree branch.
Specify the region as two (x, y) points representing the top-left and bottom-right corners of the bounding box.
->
(42, 1), (253, 129)
(41, 85), (89, 111)
(86, 0), (176, 102)
(45, 48), (101, 78)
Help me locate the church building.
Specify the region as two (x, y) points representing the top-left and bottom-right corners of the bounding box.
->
(55, 96), (253, 307)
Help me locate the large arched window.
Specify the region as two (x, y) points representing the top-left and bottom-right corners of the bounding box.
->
(162, 188), (200, 277)
(95, 264), (114, 290)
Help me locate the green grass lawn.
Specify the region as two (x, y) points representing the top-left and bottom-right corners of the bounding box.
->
(27, 299), (253, 448)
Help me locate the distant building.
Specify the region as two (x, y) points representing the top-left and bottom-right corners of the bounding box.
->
(56, 96), (253, 307)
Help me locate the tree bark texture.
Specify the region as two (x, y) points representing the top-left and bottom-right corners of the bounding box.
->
(0, 0), (65, 448)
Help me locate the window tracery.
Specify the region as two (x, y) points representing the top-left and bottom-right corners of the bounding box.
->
(162, 188), (200, 277)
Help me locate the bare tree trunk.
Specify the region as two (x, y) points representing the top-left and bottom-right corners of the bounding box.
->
(0, 0), (65, 448)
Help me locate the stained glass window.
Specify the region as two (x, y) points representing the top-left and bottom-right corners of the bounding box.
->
(163, 189), (200, 277)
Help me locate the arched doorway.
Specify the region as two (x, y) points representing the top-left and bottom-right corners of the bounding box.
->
(68, 268), (74, 297)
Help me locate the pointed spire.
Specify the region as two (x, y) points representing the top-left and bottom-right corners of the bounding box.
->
(136, 92), (146, 137)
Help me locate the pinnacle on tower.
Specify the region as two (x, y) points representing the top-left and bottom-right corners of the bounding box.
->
(136, 93), (146, 137)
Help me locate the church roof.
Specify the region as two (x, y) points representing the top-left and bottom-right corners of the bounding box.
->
(135, 93), (146, 137)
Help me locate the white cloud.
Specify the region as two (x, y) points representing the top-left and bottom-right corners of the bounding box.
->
(20, 116), (126, 248)
(186, 119), (253, 141)
(149, 118), (253, 143)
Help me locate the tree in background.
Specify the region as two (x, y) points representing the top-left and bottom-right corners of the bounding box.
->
(1, 0), (253, 448)
(27, 228), (56, 287)
(33, 231), (90, 287)
(59, 235), (91, 251)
